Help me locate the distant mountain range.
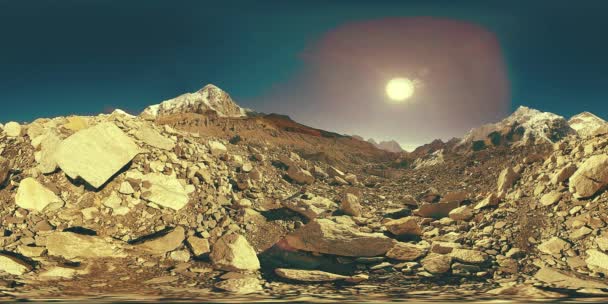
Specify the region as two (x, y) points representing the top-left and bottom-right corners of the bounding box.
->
(138, 84), (607, 156)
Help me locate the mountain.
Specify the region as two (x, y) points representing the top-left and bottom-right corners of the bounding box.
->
(568, 111), (608, 137)
(375, 140), (404, 153)
(458, 106), (574, 151)
(365, 138), (404, 153)
(141, 84), (247, 118)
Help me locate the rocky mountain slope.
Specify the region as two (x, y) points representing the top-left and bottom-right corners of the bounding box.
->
(1, 91), (608, 301)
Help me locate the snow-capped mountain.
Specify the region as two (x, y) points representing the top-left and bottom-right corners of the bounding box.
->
(141, 84), (247, 118)
(459, 106), (574, 150)
(370, 139), (404, 153)
(568, 112), (607, 137)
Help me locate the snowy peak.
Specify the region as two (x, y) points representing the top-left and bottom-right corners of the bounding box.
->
(364, 138), (404, 153)
(141, 84), (247, 118)
(460, 106), (574, 150)
(568, 111), (607, 137)
(374, 140), (404, 153)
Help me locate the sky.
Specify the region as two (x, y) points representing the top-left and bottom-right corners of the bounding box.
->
(1, 0), (607, 150)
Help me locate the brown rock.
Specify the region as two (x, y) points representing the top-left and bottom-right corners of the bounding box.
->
(421, 254), (452, 274)
(385, 216), (422, 236)
(386, 242), (426, 261)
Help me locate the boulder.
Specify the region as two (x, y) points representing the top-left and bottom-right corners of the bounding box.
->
(210, 234), (260, 271)
(421, 253), (452, 274)
(137, 226), (185, 255)
(134, 126), (175, 150)
(449, 248), (487, 264)
(417, 201), (460, 219)
(46, 232), (126, 259)
(286, 166), (314, 185)
(586, 249), (608, 274)
(141, 173), (189, 210)
(448, 205), (474, 221)
(214, 277), (262, 294)
(535, 267), (608, 289)
(487, 284), (564, 298)
(0, 253), (32, 275)
(551, 164), (577, 185)
(538, 237), (570, 255)
(3, 122), (22, 137)
(540, 191), (562, 206)
(186, 236), (211, 257)
(35, 132), (62, 174)
(340, 193), (362, 217)
(569, 155), (608, 198)
(15, 178), (63, 212)
(439, 191), (469, 204)
(386, 242), (426, 261)
(285, 218), (394, 257)
(384, 216), (422, 236)
(54, 122), (140, 188)
(282, 194), (333, 220)
(474, 193), (500, 210)
(208, 140), (227, 156)
(497, 167), (518, 193)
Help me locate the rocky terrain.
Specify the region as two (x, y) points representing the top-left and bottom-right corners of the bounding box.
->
(1, 84), (608, 302)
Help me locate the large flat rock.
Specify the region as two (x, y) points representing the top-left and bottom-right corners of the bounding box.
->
(134, 126), (175, 151)
(46, 232), (127, 260)
(535, 267), (608, 289)
(55, 122), (140, 188)
(285, 218), (395, 257)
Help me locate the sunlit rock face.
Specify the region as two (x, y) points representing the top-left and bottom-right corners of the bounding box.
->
(255, 17), (510, 147)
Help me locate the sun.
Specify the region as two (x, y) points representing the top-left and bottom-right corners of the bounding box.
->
(386, 77), (415, 102)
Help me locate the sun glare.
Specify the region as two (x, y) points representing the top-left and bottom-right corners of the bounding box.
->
(386, 77), (414, 102)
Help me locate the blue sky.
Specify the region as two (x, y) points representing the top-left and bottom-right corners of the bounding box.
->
(1, 0), (607, 147)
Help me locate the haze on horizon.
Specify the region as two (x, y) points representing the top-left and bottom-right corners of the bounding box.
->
(1, 0), (608, 150)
